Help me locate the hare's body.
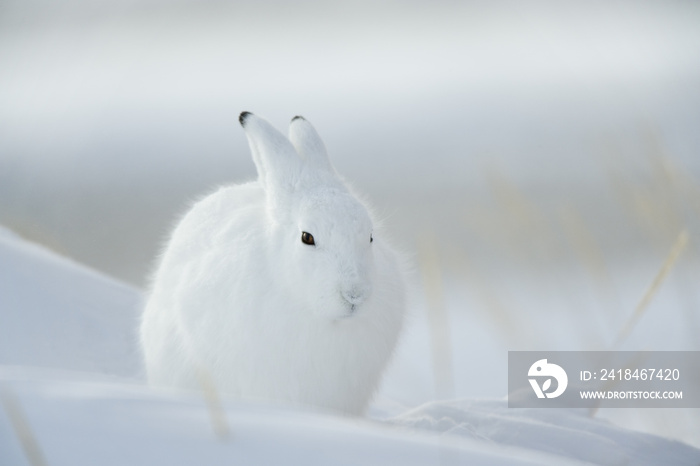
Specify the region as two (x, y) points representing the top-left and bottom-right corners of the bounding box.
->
(141, 113), (405, 415)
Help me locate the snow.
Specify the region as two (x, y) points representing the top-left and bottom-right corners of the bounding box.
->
(390, 400), (699, 466)
(0, 227), (141, 378)
(0, 370), (569, 466)
(1, 226), (699, 465)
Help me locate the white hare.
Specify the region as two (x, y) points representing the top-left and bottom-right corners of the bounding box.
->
(140, 112), (406, 415)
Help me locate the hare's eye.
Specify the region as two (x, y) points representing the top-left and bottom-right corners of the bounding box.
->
(370, 234), (373, 243)
(301, 231), (315, 246)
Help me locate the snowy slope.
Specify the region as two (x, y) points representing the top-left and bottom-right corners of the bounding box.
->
(1, 226), (698, 465)
(0, 369), (574, 466)
(3, 369), (698, 466)
(0, 227), (142, 377)
(390, 400), (699, 466)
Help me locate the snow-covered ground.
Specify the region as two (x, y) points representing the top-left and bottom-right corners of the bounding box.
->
(0, 228), (140, 378)
(2, 226), (699, 465)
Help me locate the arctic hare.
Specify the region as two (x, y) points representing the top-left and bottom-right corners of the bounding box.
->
(140, 112), (406, 415)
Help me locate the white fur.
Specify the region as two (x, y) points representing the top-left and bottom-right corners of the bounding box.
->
(140, 113), (406, 415)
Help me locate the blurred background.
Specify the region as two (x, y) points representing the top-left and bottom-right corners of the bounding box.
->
(1, 0), (699, 447)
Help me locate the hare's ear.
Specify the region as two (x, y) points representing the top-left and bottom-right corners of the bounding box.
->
(288, 116), (334, 173)
(239, 112), (302, 192)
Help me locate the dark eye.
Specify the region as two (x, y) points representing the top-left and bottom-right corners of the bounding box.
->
(370, 234), (373, 243)
(301, 231), (315, 245)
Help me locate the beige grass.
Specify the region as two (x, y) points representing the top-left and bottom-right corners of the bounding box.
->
(196, 368), (232, 441)
(419, 235), (455, 400)
(0, 385), (48, 466)
(614, 229), (689, 347)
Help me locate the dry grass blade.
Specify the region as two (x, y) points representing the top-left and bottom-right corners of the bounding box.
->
(614, 229), (690, 347)
(559, 205), (620, 312)
(196, 369), (232, 441)
(419, 235), (455, 400)
(0, 384), (49, 466)
(457, 252), (527, 346)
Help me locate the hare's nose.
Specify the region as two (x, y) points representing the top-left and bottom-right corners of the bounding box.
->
(341, 289), (365, 306)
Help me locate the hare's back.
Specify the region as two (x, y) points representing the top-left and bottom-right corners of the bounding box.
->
(160, 181), (265, 266)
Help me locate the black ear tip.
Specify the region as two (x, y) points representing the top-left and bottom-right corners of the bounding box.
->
(291, 115), (305, 122)
(239, 111), (252, 126)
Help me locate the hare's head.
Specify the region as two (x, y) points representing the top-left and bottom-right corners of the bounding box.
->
(240, 112), (377, 320)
